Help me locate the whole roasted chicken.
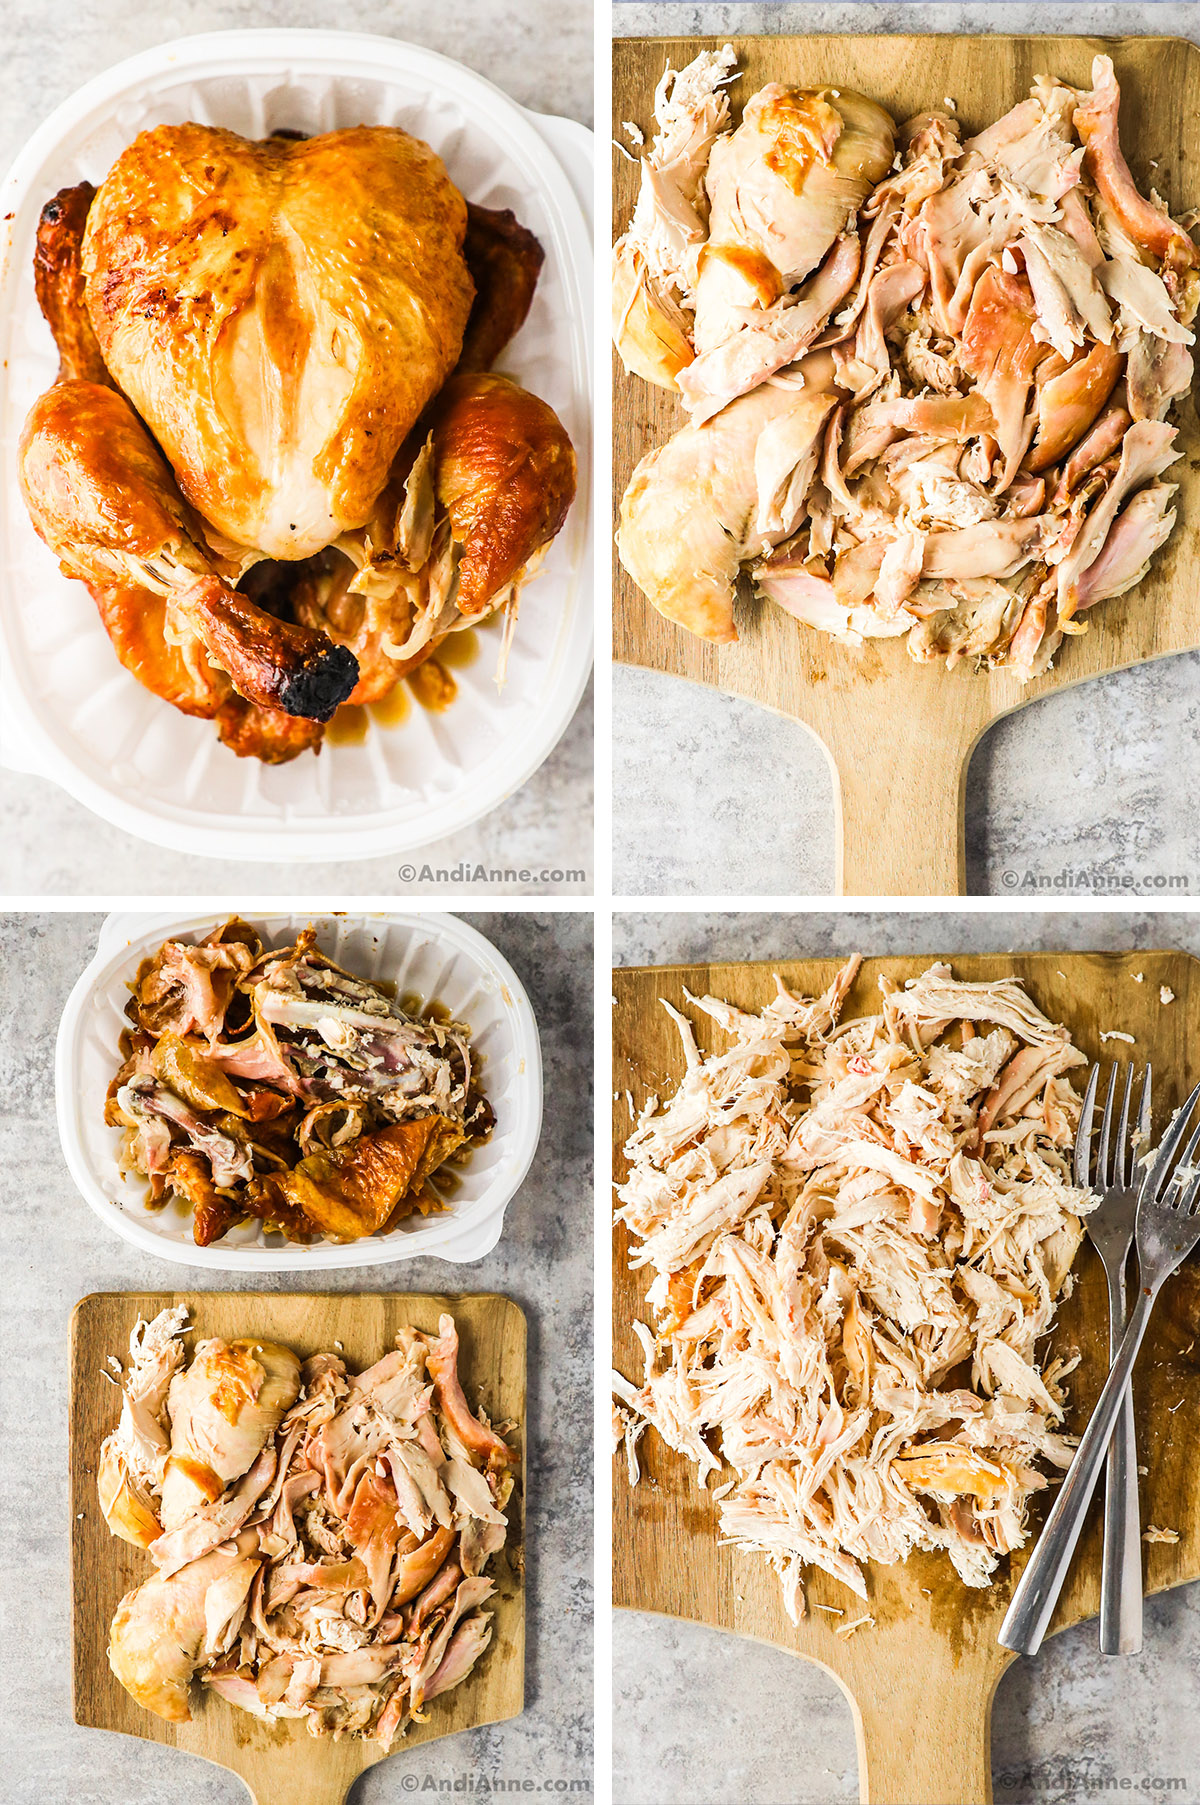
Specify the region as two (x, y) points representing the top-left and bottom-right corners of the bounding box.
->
(20, 124), (576, 762)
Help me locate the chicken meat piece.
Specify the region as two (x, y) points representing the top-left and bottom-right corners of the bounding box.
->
(693, 84), (895, 354)
(430, 372), (577, 616)
(81, 124), (473, 560)
(108, 1528), (262, 1722)
(958, 267), (1055, 487)
(456, 203), (545, 375)
(619, 362), (837, 641)
(97, 1307), (190, 1549)
(611, 43), (738, 389)
(160, 1338), (301, 1529)
(1073, 56), (1200, 284)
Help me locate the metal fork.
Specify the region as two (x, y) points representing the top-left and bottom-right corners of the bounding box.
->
(1076, 1061), (1151, 1655)
(1000, 1079), (1200, 1656)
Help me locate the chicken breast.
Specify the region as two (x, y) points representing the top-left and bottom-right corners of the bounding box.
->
(694, 85), (895, 353)
(82, 125), (473, 560)
(619, 364), (837, 641)
(160, 1338), (300, 1529)
(109, 1529), (262, 1722)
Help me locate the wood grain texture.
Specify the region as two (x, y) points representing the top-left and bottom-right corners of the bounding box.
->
(612, 36), (1200, 896)
(71, 1291), (526, 1805)
(612, 952), (1200, 1805)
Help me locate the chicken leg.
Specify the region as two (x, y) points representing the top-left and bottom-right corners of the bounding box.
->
(19, 380), (357, 719)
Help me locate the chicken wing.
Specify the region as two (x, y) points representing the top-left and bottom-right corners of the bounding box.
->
(32, 181), (110, 386)
(457, 203), (545, 374)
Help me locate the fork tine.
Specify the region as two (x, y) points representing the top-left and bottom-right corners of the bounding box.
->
(1074, 1063), (1099, 1188)
(1164, 1117), (1200, 1207)
(1137, 1066), (1152, 1145)
(1097, 1062), (1119, 1189)
(1114, 1063), (1135, 1189)
(1139, 1081), (1200, 1204)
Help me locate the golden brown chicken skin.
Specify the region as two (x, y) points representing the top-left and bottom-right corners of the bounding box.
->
(431, 372), (577, 614)
(81, 124), (474, 559)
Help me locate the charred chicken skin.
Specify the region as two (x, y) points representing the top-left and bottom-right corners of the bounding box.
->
(18, 121), (575, 761)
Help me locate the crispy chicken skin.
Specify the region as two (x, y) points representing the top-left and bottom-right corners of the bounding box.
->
(457, 203), (546, 374)
(81, 124), (474, 559)
(431, 372), (577, 615)
(18, 381), (357, 719)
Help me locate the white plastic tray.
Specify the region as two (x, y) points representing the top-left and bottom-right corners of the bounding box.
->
(55, 910), (543, 1271)
(0, 31), (593, 862)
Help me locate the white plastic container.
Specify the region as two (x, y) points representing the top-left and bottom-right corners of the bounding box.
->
(0, 31), (593, 862)
(55, 910), (543, 1271)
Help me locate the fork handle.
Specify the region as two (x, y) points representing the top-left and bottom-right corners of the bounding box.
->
(999, 1283), (1159, 1656)
(1100, 1267), (1143, 1655)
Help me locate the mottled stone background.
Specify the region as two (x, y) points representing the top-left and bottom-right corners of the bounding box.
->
(612, 908), (1200, 1804)
(0, 911), (593, 1804)
(0, 0), (593, 896)
(612, 2), (1200, 899)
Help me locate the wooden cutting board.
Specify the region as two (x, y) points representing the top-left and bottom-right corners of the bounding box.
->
(70, 1291), (526, 1805)
(612, 36), (1200, 896)
(613, 952), (1200, 1805)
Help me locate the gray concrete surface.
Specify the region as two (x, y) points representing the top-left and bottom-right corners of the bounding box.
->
(0, 910), (593, 1805)
(0, 0), (593, 897)
(612, 908), (1200, 1805)
(612, 3), (1200, 899)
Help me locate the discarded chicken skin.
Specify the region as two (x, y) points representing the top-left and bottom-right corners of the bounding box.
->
(105, 919), (493, 1247)
(614, 49), (1196, 674)
(613, 959), (1097, 1623)
(100, 1310), (517, 1744)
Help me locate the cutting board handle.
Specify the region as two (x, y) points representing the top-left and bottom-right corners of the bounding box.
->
(851, 1669), (996, 1805)
(823, 710), (971, 897)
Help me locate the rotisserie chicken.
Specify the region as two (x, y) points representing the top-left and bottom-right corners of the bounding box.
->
(99, 1309), (517, 1744)
(19, 123), (576, 762)
(614, 50), (1196, 674)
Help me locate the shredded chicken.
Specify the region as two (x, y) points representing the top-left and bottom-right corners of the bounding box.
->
(100, 1310), (516, 1746)
(615, 51), (1196, 672)
(106, 919), (494, 1246)
(613, 958), (1096, 1621)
